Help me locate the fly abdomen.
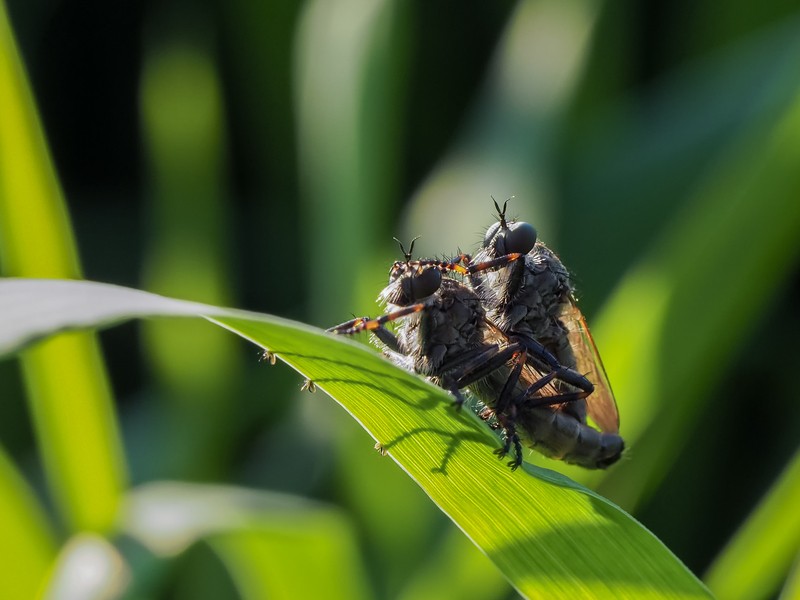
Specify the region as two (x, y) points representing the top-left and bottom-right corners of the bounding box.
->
(518, 408), (624, 469)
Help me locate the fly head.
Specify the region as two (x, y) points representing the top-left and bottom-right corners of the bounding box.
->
(483, 198), (538, 257)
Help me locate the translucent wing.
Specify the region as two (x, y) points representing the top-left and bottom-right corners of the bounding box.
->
(562, 297), (620, 433)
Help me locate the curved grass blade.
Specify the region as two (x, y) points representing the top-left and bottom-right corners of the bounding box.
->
(121, 482), (372, 600)
(140, 34), (243, 480)
(705, 448), (800, 600)
(0, 448), (57, 599)
(594, 82), (800, 509)
(0, 278), (711, 598)
(42, 534), (130, 599)
(0, 3), (126, 532)
(397, 527), (510, 600)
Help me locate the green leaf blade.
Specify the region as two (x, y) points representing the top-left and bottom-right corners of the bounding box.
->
(218, 306), (711, 598)
(0, 278), (711, 598)
(120, 482), (373, 600)
(705, 448), (800, 600)
(0, 448), (57, 599)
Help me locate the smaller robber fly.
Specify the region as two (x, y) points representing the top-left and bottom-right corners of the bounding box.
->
(329, 238), (596, 468)
(467, 199), (624, 467)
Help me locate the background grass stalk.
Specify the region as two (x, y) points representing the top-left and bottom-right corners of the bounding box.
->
(0, 0), (127, 532)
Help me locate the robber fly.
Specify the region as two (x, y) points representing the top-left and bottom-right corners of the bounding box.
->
(467, 199), (624, 467)
(329, 238), (597, 468)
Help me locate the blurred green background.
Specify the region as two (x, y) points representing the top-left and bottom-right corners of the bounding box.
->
(1, 0), (800, 598)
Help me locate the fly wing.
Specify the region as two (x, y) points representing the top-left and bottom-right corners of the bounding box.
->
(563, 297), (620, 433)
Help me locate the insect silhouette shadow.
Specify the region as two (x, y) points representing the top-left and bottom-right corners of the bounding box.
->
(265, 348), (444, 411)
(378, 424), (496, 475)
(263, 344), (515, 473)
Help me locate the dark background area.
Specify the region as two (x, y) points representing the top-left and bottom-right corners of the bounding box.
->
(3, 0), (800, 597)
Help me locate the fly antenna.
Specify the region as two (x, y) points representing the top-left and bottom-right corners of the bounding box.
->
(393, 236), (420, 263)
(491, 196), (514, 228)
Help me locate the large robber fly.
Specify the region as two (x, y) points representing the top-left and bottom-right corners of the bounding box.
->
(467, 199), (624, 467)
(329, 238), (602, 469)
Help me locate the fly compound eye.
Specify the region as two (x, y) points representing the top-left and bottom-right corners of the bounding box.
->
(505, 221), (537, 254)
(409, 266), (441, 300)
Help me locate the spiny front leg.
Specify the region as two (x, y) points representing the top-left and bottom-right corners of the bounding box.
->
(467, 252), (524, 275)
(328, 302), (427, 336)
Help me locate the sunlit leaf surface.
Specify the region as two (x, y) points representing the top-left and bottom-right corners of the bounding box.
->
(0, 278), (711, 598)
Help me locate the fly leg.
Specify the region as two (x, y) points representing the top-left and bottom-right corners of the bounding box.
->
(442, 342), (528, 469)
(447, 342), (524, 392)
(405, 252), (523, 278)
(494, 409), (524, 470)
(438, 342), (524, 408)
(511, 333), (595, 396)
(328, 302), (428, 336)
(467, 253), (525, 275)
(512, 369), (592, 409)
(491, 348), (528, 469)
(475, 406), (521, 469)
(370, 325), (400, 353)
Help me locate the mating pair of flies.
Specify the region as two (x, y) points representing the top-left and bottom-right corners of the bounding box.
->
(328, 201), (623, 470)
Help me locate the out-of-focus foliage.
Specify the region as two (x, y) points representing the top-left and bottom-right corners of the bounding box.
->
(0, 0), (126, 541)
(1, 0), (799, 597)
